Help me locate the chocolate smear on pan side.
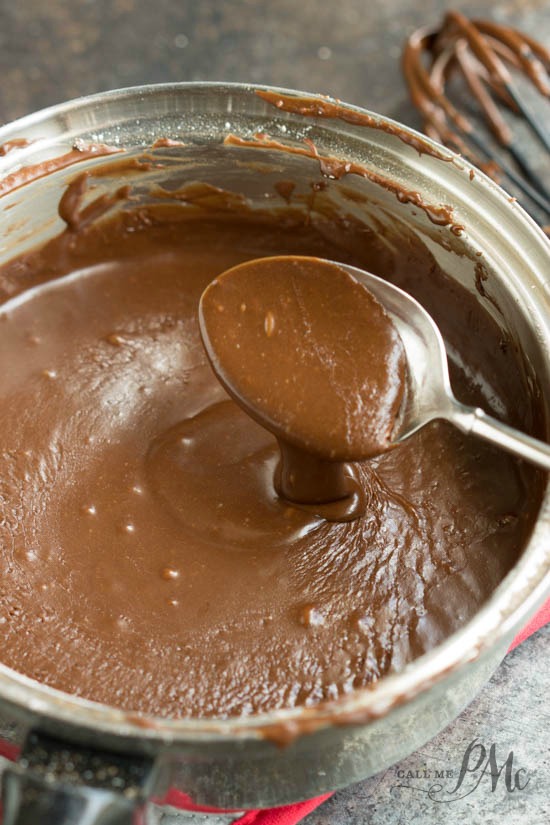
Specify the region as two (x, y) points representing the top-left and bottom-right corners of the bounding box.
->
(0, 142), (124, 197)
(224, 133), (464, 234)
(255, 89), (454, 161)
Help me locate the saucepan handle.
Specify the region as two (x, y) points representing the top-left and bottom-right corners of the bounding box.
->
(1, 731), (154, 825)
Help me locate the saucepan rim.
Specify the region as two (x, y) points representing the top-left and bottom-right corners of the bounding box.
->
(0, 81), (548, 745)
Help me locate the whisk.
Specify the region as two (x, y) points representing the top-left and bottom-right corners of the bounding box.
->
(403, 10), (550, 226)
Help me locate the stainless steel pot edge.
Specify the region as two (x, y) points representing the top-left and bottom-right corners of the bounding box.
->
(0, 82), (547, 746)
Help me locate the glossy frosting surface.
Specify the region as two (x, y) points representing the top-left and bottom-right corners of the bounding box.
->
(0, 195), (537, 719)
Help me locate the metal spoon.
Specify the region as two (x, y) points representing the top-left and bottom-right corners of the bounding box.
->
(335, 261), (550, 471)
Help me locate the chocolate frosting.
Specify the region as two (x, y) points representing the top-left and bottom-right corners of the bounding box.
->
(0, 167), (540, 720)
(200, 255), (406, 518)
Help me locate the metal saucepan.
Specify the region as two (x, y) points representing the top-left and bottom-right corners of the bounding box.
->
(0, 83), (548, 824)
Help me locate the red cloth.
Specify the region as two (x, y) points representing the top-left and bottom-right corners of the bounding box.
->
(508, 598), (550, 651)
(0, 600), (548, 824)
(160, 789), (334, 823)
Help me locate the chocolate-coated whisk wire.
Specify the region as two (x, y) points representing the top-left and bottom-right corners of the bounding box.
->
(452, 42), (549, 200)
(467, 130), (550, 215)
(505, 81), (550, 155)
(403, 12), (550, 221)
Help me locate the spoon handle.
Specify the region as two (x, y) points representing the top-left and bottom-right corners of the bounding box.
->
(450, 403), (550, 471)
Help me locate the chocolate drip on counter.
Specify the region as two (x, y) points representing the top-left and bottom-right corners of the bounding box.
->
(0, 174), (540, 721)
